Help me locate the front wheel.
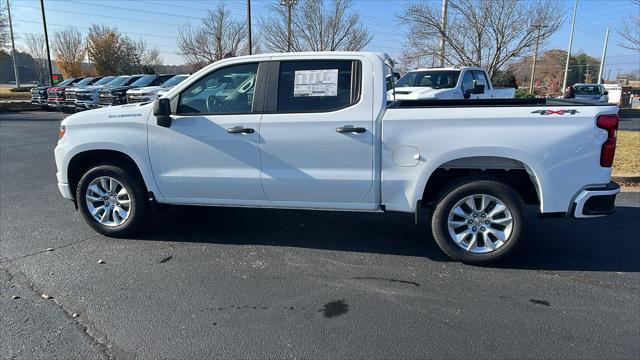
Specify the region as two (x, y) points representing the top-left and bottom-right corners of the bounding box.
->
(431, 178), (526, 265)
(76, 164), (148, 237)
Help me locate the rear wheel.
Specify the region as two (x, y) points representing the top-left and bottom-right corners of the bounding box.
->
(431, 178), (525, 264)
(76, 164), (148, 237)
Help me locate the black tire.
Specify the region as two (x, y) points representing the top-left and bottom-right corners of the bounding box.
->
(430, 177), (526, 265)
(76, 164), (148, 237)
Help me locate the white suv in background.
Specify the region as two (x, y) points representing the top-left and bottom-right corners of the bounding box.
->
(126, 74), (189, 103)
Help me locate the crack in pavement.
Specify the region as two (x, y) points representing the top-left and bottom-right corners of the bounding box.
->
(0, 234), (102, 265)
(1, 266), (136, 360)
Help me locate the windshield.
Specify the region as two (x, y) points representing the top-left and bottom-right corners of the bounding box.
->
(162, 75), (188, 87)
(107, 76), (130, 86)
(124, 75), (144, 86)
(396, 70), (460, 89)
(57, 78), (75, 87)
(130, 75), (156, 87)
(74, 78), (94, 86)
(94, 76), (115, 85)
(574, 85), (601, 95)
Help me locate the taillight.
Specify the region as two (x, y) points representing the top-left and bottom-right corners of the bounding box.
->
(596, 114), (619, 167)
(58, 125), (66, 139)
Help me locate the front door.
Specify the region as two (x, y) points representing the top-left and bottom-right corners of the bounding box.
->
(259, 59), (375, 204)
(147, 62), (266, 202)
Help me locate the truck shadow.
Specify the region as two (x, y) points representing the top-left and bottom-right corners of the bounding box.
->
(141, 204), (640, 273)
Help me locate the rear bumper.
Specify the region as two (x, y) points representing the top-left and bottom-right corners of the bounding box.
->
(572, 181), (620, 218)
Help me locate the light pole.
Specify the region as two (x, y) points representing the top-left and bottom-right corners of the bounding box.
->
(562, 0), (578, 93)
(281, 0), (298, 52)
(6, 0), (20, 88)
(247, 0), (252, 55)
(528, 25), (547, 93)
(439, 0), (448, 67)
(597, 26), (610, 84)
(39, 0), (54, 86)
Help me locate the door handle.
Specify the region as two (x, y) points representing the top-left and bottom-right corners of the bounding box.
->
(336, 126), (366, 133)
(227, 126), (254, 134)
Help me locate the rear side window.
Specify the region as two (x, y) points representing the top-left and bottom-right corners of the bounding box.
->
(277, 60), (360, 113)
(472, 70), (490, 89)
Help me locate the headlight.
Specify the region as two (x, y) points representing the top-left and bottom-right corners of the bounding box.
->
(58, 125), (66, 139)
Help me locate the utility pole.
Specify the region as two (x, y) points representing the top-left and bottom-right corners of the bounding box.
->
(247, 0), (252, 55)
(529, 25), (546, 93)
(439, 0), (448, 67)
(562, 0), (578, 93)
(6, 0), (20, 88)
(39, 0), (54, 86)
(281, 0), (298, 52)
(597, 26), (610, 84)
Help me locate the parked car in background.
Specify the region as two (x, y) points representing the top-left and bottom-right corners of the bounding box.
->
(95, 74), (171, 107)
(64, 77), (104, 110)
(390, 67), (515, 100)
(31, 84), (54, 106)
(47, 78), (85, 109)
(129, 74), (189, 103)
(155, 74), (190, 99)
(74, 76), (117, 110)
(573, 84), (609, 103)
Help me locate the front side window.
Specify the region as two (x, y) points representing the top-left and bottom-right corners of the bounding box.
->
(177, 63), (258, 114)
(277, 60), (359, 113)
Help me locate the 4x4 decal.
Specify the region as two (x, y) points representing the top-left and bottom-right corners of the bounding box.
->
(532, 109), (579, 115)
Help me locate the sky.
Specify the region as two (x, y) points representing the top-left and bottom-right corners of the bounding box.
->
(6, 0), (640, 78)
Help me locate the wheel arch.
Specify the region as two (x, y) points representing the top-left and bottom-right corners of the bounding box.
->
(66, 148), (154, 201)
(414, 150), (547, 212)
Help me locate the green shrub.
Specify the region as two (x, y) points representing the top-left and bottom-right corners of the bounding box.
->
(9, 87), (34, 93)
(515, 89), (535, 99)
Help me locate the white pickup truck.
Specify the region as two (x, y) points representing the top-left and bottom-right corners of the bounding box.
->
(391, 67), (516, 100)
(54, 52), (620, 264)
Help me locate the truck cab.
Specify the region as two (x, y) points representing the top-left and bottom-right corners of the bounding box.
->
(391, 67), (515, 101)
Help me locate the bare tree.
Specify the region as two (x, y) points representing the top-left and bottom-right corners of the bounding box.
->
(260, 0), (371, 53)
(0, 1), (8, 52)
(398, 0), (564, 76)
(119, 36), (162, 74)
(22, 33), (48, 84)
(52, 27), (86, 77)
(177, 2), (246, 71)
(618, 0), (640, 51)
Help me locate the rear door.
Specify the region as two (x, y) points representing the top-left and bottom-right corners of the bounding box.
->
(258, 58), (375, 205)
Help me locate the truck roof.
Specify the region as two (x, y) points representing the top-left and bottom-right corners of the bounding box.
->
(412, 66), (484, 72)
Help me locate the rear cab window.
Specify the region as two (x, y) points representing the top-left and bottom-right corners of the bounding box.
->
(276, 60), (361, 113)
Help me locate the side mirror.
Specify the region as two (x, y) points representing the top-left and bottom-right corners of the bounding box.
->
(604, 91), (609, 95)
(153, 98), (172, 128)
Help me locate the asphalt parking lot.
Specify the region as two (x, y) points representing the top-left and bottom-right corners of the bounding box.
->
(1, 111), (639, 359)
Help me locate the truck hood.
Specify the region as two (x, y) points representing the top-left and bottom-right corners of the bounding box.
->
(388, 87), (454, 100)
(62, 102), (153, 126)
(127, 86), (162, 95)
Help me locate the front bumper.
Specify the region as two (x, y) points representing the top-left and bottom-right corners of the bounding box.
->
(572, 181), (620, 218)
(58, 182), (74, 200)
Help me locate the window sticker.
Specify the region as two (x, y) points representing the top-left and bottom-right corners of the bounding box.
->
(293, 69), (338, 97)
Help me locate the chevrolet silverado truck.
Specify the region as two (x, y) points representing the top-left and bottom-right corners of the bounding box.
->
(391, 67), (515, 101)
(126, 74), (189, 103)
(54, 52), (620, 264)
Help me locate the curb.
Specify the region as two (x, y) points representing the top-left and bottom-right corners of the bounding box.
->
(0, 101), (42, 112)
(612, 176), (640, 184)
